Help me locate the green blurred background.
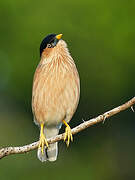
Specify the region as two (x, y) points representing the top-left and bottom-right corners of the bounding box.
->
(0, 0), (135, 179)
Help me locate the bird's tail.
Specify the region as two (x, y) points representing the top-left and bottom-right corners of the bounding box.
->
(37, 126), (59, 162)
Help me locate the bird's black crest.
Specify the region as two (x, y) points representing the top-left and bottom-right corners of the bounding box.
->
(40, 34), (56, 56)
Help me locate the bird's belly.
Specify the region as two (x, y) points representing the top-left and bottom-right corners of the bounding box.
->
(34, 86), (78, 126)
(41, 108), (65, 126)
(32, 63), (80, 127)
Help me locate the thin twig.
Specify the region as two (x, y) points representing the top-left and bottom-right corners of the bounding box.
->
(131, 106), (134, 112)
(0, 97), (135, 159)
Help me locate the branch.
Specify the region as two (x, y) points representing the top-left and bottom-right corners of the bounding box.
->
(0, 97), (135, 159)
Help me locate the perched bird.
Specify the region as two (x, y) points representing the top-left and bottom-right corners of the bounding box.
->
(32, 33), (80, 162)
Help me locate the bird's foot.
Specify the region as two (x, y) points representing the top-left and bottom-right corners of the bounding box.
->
(38, 124), (48, 154)
(38, 133), (48, 154)
(62, 120), (73, 147)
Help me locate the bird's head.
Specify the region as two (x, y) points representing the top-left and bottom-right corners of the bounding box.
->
(40, 34), (63, 57)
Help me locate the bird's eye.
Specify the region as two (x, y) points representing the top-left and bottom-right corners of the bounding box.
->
(47, 44), (52, 48)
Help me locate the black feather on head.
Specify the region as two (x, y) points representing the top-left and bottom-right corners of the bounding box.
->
(40, 34), (56, 56)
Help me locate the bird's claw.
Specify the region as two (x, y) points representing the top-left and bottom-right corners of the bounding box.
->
(64, 124), (73, 147)
(38, 131), (48, 154)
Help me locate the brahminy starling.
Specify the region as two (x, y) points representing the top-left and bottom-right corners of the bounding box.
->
(32, 34), (80, 162)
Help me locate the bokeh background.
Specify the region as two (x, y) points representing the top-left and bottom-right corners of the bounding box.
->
(0, 0), (135, 179)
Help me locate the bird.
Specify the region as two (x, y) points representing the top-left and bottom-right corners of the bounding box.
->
(32, 33), (80, 162)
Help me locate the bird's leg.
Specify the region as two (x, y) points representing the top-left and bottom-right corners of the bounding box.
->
(38, 123), (48, 154)
(62, 120), (73, 147)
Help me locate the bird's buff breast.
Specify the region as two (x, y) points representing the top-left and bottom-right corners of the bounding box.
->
(32, 58), (80, 127)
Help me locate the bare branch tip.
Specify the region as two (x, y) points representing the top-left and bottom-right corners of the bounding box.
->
(102, 115), (107, 124)
(82, 118), (86, 123)
(131, 106), (135, 112)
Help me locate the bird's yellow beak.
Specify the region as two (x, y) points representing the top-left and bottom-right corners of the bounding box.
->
(56, 34), (63, 40)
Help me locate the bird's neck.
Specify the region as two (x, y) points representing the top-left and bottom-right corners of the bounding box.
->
(40, 40), (75, 67)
